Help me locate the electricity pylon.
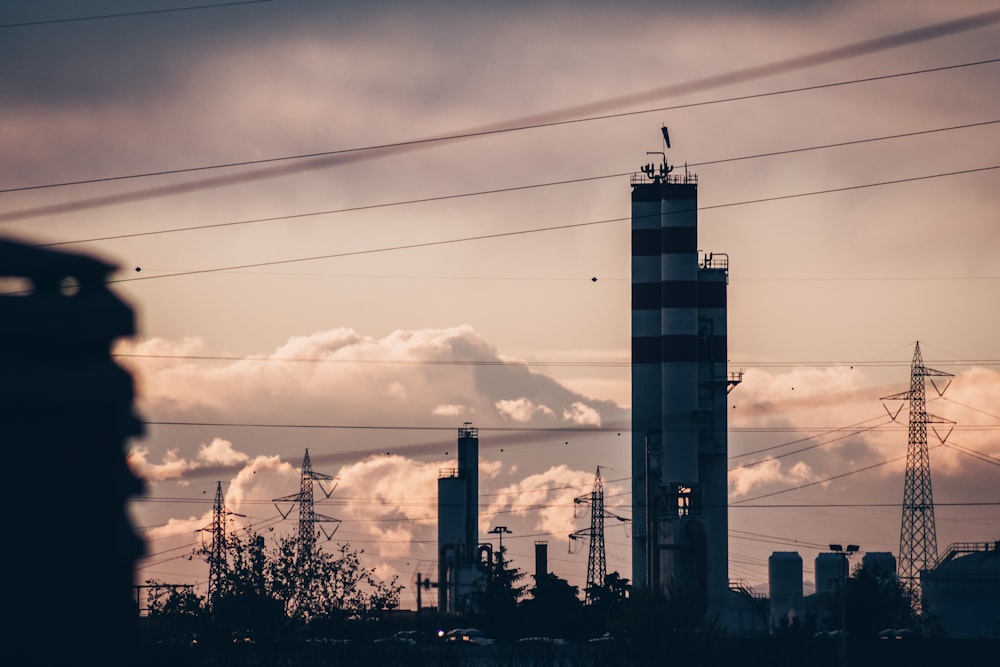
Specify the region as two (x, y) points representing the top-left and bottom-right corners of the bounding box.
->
(199, 481), (244, 605)
(570, 466), (629, 603)
(273, 449), (340, 559)
(881, 341), (954, 592)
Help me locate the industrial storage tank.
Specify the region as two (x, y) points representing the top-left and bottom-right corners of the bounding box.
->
(769, 551), (803, 630)
(861, 551), (896, 578)
(921, 542), (1000, 638)
(814, 552), (848, 594)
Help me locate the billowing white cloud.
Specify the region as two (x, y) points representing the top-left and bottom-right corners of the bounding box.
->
(432, 403), (468, 417)
(198, 438), (248, 466)
(129, 447), (199, 483)
(563, 401), (601, 426)
(118, 326), (623, 434)
(481, 465), (595, 541)
(495, 397), (554, 422)
(729, 459), (817, 497)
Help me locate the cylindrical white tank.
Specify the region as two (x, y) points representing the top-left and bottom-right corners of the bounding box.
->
(815, 552), (848, 594)
(769, 552), (803, 630)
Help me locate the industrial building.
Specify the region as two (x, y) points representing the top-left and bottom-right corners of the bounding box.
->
(766, 549), (894, 633)
(438, 423), (488, 613)
(921, 541), (1000, 638)
(630, 129), (737, 625)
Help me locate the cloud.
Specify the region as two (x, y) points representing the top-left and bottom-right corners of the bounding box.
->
(563, 401), (601, 426)
(495, 397), (554, 422)
(729, 459), (818, 497)
(432, 403), (468, 417)
(482, 465), (596, 541)
(198, 438), (248, 466)
(117, 325), (627, 473)
(129, 447), (199, 483)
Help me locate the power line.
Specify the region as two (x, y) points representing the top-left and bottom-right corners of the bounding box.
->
(142, 420), (624, 433)
(731, 501), (1000, 509)
(728, 420), (893, 471)
(942, 396), (1000, 422)
(730, 414), (891, 460)
(0, 1), (271, 29)
(111, 351), (1000, 368)
(95, 164), (998, 286)
(941, 440), (1000, 468)
(730, 447), (936, 505)
(137, 419), (997, 433)
(33, 118), (1000, 248)
(4, 59), (994, 199)
(2, 8), (998, 221)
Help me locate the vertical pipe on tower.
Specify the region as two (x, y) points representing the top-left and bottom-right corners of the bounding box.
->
(699, 259), (730, 619)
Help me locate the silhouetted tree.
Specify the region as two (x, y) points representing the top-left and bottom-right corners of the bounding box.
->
(145, 583), (206, 618)
(473, 554), (527, 639)
(843, 563), (917, 637)
(520, 572), (583, 638)
(579, 570), (630, 639)
(606, 584), (723, 666)
(188, 527), (402, 642)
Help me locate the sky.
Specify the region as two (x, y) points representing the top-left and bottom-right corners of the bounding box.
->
(2, 0), (998, 611)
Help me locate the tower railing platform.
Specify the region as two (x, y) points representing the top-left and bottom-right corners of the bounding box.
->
(933, 541), (999, 567)
(630, 171), (698, 186)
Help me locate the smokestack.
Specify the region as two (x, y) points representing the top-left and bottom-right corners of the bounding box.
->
(535, 541), (548, 582)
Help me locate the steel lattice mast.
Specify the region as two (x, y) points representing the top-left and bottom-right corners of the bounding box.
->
(273, 449), (340, 559)
(199, 481), (244, 606)
(570, 467), (630, 602)
(208, 481), (227, 599)
(881, 341), (954, 590)
(585, 467), (607, 597)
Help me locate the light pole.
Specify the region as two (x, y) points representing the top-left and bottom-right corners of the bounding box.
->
(489, 526), (512, 569)
(829, 543), (859, 667)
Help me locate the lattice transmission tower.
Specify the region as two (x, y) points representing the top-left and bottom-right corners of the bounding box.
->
(570, 466), (629, 602)
(273, 449), (340, 559)
(880, 341), (954, 590)
(199, 481), (244, 605)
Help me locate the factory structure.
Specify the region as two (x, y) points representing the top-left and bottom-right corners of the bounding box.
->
(437, 423), (488, 613)
(630, 129), (738, 625)
(429, 132), (998, 637)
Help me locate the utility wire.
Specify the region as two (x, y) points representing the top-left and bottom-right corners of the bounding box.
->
(0, 1), (271, 29)
(142, 421), (624, 433)
(99, 164), (999, 286)
(112, 352), (1000, 368)
(1, 9), (998, 220)
(728, 420), (893, 471)
(730, 448), (932, 504)
(138, 420), (1000, 432)
(941, 440), (1000, 467)
(34, 118), (1000, 248)
(730, 414), (891, 459)
(942, 396), (1000, 422)
(4, 61), (994, 198)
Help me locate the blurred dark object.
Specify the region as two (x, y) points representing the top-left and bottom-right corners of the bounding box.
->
(1, 238), (145, 666)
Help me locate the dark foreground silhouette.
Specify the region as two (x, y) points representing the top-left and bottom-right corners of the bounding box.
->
(2, 238), (145, 666)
